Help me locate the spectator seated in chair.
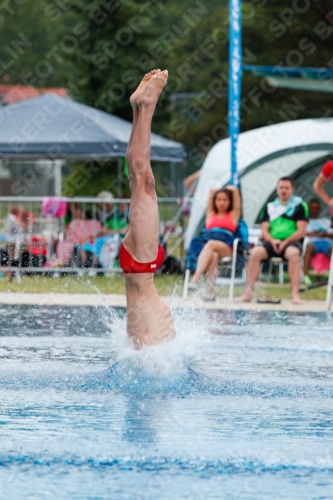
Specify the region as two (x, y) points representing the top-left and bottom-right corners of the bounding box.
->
(4, 206), (24, 275)
(303, 198), (333, 286)
(56, 218), (102, 266)
(187, 185), (241, 301)
(81, 234), (120, 270)
(64, 203), (91, 225)
(96, 191), (129, 235)
(6, 206), (23, 244)
(108, 199), (130, 236)
(236, 177), (308, 305)
(5, 206), (35, 260)
(80, 196), (130, 268)
(96, 191), (117, 229)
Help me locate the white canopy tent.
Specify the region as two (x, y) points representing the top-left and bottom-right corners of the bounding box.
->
(185, 118), (333, 248)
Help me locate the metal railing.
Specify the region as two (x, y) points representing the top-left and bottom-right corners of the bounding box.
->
(0, 196), (190, 277)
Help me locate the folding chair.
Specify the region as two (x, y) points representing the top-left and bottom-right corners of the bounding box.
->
(183, 237), (243, 301)
(183, 218), (251, 301)
(215, 238), (247, 301)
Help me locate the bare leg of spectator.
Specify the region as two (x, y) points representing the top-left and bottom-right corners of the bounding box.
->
(80, 249), (88, 266)
(235, 246), (268, 302)
(303, 243), (314, 277)
(285, 246), (302, 304)
(206, 251), (219, 295)
(190, 240), (231, 285)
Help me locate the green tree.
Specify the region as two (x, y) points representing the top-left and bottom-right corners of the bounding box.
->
(0, 0), (65, 86)
(154, 0), (333, 170)
(59, 0), (161, 122)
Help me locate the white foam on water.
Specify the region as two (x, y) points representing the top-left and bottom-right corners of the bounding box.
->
(97, 294), (212, 387)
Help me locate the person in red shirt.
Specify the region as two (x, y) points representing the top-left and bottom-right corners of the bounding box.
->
(313, 159), (333, 210)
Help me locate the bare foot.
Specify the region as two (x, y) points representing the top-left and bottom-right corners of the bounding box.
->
(235, 291), (252, 303)
(291, 293), (302, 305)
(130, 69), (160, 107)
(136, 70), (168, 108)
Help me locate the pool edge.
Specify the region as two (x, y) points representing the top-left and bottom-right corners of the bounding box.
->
(0, 292), (328, 312)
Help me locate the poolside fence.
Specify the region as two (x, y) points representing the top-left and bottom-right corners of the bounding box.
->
(0, 196), (190, 277)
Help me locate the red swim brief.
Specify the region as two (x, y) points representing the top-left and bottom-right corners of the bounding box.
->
(119, 243), (165, 274)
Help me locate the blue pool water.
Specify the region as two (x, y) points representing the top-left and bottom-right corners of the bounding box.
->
(0, 304), (332, 499)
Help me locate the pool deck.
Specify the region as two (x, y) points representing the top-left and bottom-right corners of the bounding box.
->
(0, 292), (329, 312)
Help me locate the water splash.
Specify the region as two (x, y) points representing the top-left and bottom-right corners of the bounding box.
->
(91, 294), (213, 387)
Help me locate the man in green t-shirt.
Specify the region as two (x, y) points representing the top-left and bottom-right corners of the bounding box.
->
(96, 191), (129, 235)
(236, 177), (308, 304)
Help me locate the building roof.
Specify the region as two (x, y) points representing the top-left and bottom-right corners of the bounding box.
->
(0, 85), (68, 105)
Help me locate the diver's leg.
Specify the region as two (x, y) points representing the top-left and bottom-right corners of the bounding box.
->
(123, 70), (175, 347)
(126, 70), (160, 168)
(125, 107), (139, 168)
(123, 71), (168, 262)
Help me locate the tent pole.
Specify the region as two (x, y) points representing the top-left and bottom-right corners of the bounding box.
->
(228, 0), (242, 187)
(54, 160), (62, 197)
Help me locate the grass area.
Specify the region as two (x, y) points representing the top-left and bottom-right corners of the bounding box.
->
(0, 273), (328, 301)
(248, 283), (327, 301)
(0, 274), (183, 296)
